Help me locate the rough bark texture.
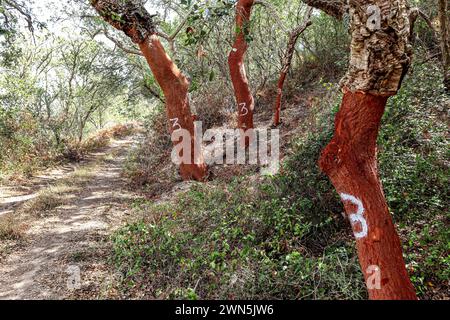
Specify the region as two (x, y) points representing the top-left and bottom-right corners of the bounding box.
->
(91, 0), (207, 181)
(228, 0), (255, 131)
(439, 0), (450, 92)
(340, 0), (414, 95)
(91, 0), (156, 44)
(273, 9), (312, 126)
(319, 91), (416, 300)
(310, 0), (418, 299)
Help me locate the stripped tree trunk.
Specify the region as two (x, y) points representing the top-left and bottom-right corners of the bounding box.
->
(273, 8), (312, 126)
(228, 0), (255, 132)
(273, 72), (287, 127)
(438, 0), (450, 92)
(139, 36), (207, 180)
(91, 0), (207, 181)
(319, 91), (417, 299)
(305, 0), (418, 299)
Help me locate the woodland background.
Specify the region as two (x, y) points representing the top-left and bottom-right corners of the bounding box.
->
(0, 0), (448, 299)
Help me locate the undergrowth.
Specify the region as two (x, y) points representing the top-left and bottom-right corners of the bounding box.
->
(113, 62), (449, 300)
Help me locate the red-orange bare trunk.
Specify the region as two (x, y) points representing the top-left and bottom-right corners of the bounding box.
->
(91, 0), (207, 181)
(319, 91), (417, 300)
(273, 9), (312, 127)
(228, 0), (255, 131)
(139, 36), (207, 181)
(306, 0), (418, 299)
(273, 73), (287, 126)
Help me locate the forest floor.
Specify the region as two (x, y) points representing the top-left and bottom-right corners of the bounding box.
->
(0, 136), (143, 299)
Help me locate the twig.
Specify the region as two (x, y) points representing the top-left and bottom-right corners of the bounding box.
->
(102, 27), (143, 56)
(254, 0), (289, 33)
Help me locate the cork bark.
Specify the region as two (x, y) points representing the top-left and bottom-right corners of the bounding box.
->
(340, 0), (414, 95)
(302, 0), (346, 19)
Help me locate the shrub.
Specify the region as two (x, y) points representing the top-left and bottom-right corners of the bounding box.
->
(191, 82), (234, 130)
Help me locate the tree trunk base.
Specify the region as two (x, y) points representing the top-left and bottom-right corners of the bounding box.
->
(180, 163), (208, 181)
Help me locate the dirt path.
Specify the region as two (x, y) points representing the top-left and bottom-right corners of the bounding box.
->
(0, 136), (141, 299)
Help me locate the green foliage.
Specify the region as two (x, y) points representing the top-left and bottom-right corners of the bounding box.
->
(301, 12), (350, 79)
(1, 0), (448, 301)
(378, 62), (449, 297)
(0, 33), (143, 179)
(0, 106), (55, 178)
(405, 219), (449, 298)
(123, 104), (176, 192)
(112, 179), (365, 299)
(113, 88), (367, 299)
(113, 60), (448, 299)
(379, 63), (449, 221)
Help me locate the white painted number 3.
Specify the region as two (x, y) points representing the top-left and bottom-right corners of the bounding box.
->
(239, 102), (248, 116)
(340, 193), (368, 239)
(170, 118), (181, 131)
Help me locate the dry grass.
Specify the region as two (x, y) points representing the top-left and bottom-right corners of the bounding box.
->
(123, 110), (179, 196)
(21, 188), (66, 217)
(0, 213), (26, 241)
(0, 213), (26, 262)
(15, 140), (107, 218)
(63, 123), (139, 162)
(109, 123), (139, 138)
(68, 167), (96, 184)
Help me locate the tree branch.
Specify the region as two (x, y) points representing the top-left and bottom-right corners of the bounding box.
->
(254, 0), (289, 33)
(169, 4), (196, 40)
(417, 9), (440, 41)
(4, 0), (35, 36)
(102, 27), (143, 56)
(155, 4), (197, 54)
(301, 0), (346, 20)
(143, 82), (165, 103)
